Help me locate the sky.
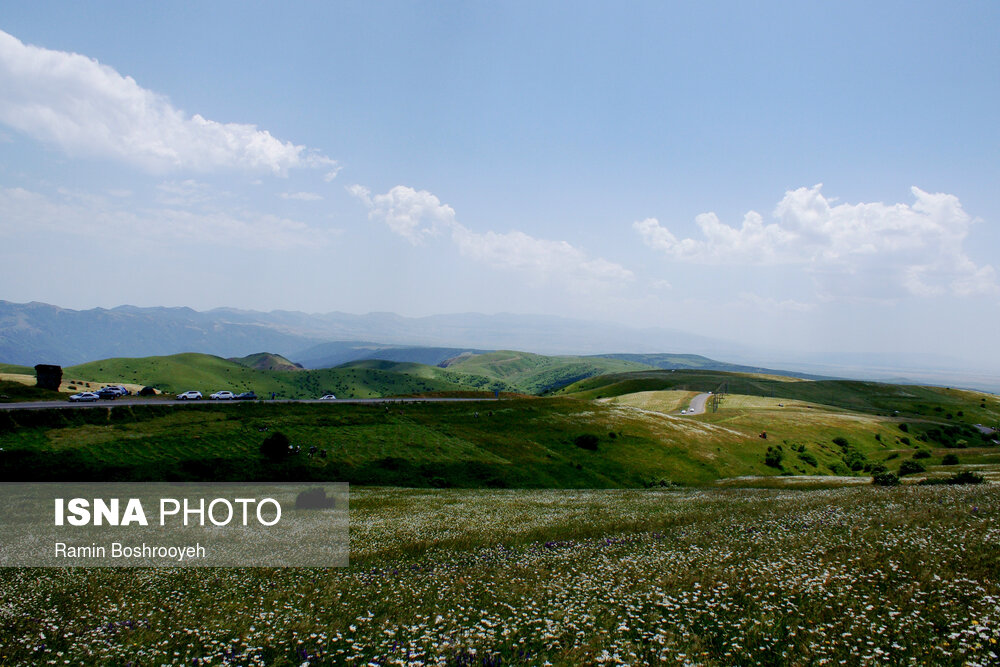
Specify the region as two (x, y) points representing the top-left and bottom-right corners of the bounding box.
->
(1, 1), (998, 372)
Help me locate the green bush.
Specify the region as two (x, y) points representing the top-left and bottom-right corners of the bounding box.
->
(941, 453), (960, 465)
(832, 436), (849, 448)
(574, 434), (600, 451)
(797, 451), (818, 467)
(843, 449), (867, 471)
(764, 446), (783, 468)
(898, 459), (926, 476)
(260, 431), (291, 461)
(913, 450), (931, 459)
(872, 471), (900, 486)
(947, 470), (983, 485)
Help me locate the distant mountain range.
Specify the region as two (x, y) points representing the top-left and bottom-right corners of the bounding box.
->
(0, 300), (742, 367)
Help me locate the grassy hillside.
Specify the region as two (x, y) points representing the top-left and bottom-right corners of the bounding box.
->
(441, 350), (652, 394)
(0, 398), (820, 485)
(228, 352), (303, 372)
(337, 359), (519, 393)
(65, 353), (485, 399)
(0, 362), (33, 374)
(559, 369), (1000, 421)
(594, 353), (830, 379)
(3, 386), (996, 486)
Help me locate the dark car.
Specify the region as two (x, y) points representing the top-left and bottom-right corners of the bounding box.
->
(235, 391), (258, 400)
(96, 387), (119, 400)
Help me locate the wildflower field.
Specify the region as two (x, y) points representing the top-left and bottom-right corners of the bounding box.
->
(1, 484), (997, 666)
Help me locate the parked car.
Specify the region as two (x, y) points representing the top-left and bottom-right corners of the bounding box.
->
(96, 387), (120, 400)
(235, 392), (257, 401)
(69, 392), (100, 402)
(319, 394), (337, 400)
(176, 391), (203, 400)
(210, 391), (236, 400)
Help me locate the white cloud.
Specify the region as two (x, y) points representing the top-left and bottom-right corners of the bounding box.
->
(349, 184), (455, 245)
(351, 184), (634, 289)
(279, 191), (324, 201)
(0, 29), (336, 175)
(0, 186), (335, 250)
(635, 185), (998, 299)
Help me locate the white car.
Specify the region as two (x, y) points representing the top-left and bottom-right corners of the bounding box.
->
(69, 392), (100, 402)
(210, 391), (235, 400)
(319, 394), (337, 400)
(176, 391), (203, 400)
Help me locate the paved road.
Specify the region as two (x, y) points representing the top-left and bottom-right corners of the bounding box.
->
(0, 397), (500, 411)
(684, 392), (712, 416)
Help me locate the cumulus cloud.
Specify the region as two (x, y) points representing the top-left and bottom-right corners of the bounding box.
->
(0, 186), (334, 250)
(351, 184), (634, 288)
(635, 185), (998, 299)
(349, 185), (455, 245)
(0, 30), (336, 175)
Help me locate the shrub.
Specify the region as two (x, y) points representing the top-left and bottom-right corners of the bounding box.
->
(913, 449), (931, 459)
(260, 431), (291, 461)
(948, 470), (984, 485)
(941, 453), (960, 465)
(830, 462), (852, 476)
(898, 459), (926, 476)
(574, 434), (599, 451)
(764, 446), (783, 468)
(898, 423), (909, 433)
(843, 449), (867, 471)
(138, 386), (157, 396)
(886, 452), (900, 460)
(832, 436), (849, 448)
(900, 437), (911, 446)
(869, 463), (888, 475)
(872, 471), (900, 487)
(797, 451), (818, 467)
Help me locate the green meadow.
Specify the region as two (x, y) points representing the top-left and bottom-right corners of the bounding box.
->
(0, 486), (997, 665)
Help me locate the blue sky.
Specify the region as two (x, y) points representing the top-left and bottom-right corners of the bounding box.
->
(1, 2), (998, 371)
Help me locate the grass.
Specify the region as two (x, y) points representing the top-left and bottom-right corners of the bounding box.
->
(600, 389), (704, 413)
(4, 390), (997, 486)
(442, 350), (652, 394)
(64, 353), (495, 399)
(0, 485), (996, 665)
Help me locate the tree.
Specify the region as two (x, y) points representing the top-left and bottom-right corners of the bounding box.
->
(260, 431), (291, 461)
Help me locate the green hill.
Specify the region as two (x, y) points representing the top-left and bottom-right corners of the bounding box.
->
(0, 363), (34, 374)
(65, 353), (487, 399)
(440, 350), (652, 394)
(3, 386), (996, 486)
(557, 369), (998, 420)
(229, 352), (303, 372)
(592, 353), (830, 379)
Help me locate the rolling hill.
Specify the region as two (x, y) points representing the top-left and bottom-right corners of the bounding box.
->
(64, 353), (485, 399)
(229, 352), (304, 372)
(592, 353), (832, 380)
(439, 350), (654, 394)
